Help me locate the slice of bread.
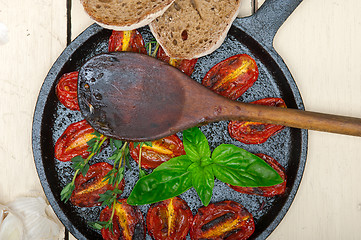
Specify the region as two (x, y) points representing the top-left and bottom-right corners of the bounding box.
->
(149, 0), (241, 59)
(80, 0), (176, 31)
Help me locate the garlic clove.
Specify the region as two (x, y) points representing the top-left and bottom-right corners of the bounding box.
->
(0, 204), (25, 240)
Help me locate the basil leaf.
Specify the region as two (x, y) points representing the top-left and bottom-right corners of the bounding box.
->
(182, 127), (211, 162)
(153, 155), (193, 172)
(191, 165), (214, 206)
(127, 155), (193, 205)
(212, 144), (283, 187)
(127, 170), (192, 205)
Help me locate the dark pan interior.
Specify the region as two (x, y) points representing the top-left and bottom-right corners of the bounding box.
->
(32, 24), (307, 240)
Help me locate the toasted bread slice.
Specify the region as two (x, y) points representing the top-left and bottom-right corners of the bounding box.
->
(149, 0), (241, 59)
(81, 0), (176, 31)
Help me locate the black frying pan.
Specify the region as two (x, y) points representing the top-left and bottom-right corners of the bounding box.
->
(32, 0), (307, 239)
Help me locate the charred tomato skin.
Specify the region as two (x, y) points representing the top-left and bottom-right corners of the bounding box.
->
(70, 162), (125, 207)
(157, 46), (198, 76)
(146, 197), (193, 240)
(228, 98), (287, 144)
(54, 119), (98, 162)
(55, 71), (80, 111)
(108, 30), (147, 54)
(190, 200), (255, 240)
(202, 54), (258, 100)
(100, 199), (146, 240)
(129, 134), (186, 169)
(228, 153), (287, 197)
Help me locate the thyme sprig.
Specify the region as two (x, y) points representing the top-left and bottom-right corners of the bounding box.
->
(89, 141), (129, 232)
(60, 132), (107, 202)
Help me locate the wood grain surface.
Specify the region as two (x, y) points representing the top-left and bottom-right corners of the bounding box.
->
(1, 0), (361, 239)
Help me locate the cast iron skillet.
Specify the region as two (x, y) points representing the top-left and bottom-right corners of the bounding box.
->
(32, 0), (307, 239)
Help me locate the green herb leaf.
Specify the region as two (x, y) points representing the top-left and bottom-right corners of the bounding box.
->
(139, 169), (148, 178)
(60, 182), (75, 202)
(127, 156), (193, 205)
(88, 221), (108, 231)
(113, 139), (123, 149)
(190, 165), (214, 206)
(99, 190), (117, 208)
(182, 127), (211, 162)
(211, 144), (283, 187)
(81, 163), (90, 177)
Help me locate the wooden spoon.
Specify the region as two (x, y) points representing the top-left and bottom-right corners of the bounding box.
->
(77, 52), (361, 141)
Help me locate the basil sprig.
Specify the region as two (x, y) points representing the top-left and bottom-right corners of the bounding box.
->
(127, 127), (283, 206)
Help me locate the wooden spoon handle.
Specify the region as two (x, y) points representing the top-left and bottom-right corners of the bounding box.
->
(219, 102), (361, 136)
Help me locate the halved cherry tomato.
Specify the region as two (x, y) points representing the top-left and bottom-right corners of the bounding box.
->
(157, 46), (198, 76)
(56, 71), (80, 111)
(147, 197), (193, 240)
(54, 119), (99, 162)
(228, 98), (287, 144)
(202, 54), (258, 100)
(99, 199), (146, 240)
(70, 162), (125, 207)
(108, 30), (147, 54)
(228, 153), (286, 197)
(190, 200), (255, 240)
(129, 135), (186, 169)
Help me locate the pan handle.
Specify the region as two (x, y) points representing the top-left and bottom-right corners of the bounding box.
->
(233, 0), (303, 47)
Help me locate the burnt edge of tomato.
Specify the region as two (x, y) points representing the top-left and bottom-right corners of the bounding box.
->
(33, 22), (308, 240)
(190, 200), (255, 240)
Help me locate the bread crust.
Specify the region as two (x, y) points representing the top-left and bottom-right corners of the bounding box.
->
(81, 0), (175, 31)
(150, 0), (241, 59)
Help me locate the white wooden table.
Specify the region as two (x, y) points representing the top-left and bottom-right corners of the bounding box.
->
(1, 0), (361, 239)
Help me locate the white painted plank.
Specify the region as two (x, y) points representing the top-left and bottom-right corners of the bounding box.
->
(0, 0), (67, 236)
(0, 0), (67, 202)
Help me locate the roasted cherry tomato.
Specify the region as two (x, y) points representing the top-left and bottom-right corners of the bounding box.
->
(108, 30), (147, 54)
(54, 119), (99, 162)
(157, 46), (198, 76)
(228, 153), (286, 197)
(70, 162), (125, 207)
(190, 200), (254, 240)
(202, 54), (258, 100)
(100, 199), (146, 240)
(228, 98), (287, 144)
(129, 135), (186, 169)
(55, 71), (80, 111)
(147, 197), (193, 240)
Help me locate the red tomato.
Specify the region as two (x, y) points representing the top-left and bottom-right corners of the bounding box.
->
(108, 30), (147, 54)
(202, 54), (258, 100)
(129, 135), (186, 169)
(55, 71), (80, 111)
(70, 162), (125, 207)
(228, 153), (286, 197)
(157, 46), (198, 76)
(54, 119), (98, 162)
(190, 201), (255, 240)
(147, 197), (193, 240)
(228, 98), (287, 144)
(100, 199), (146, 240)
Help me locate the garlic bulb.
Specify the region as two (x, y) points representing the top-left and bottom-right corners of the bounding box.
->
(7, 197), (63, 240)
(0, 204), (25, 240)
